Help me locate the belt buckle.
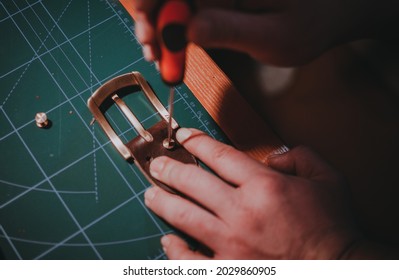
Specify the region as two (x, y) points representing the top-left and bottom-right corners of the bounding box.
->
(87, 72), (196, 192)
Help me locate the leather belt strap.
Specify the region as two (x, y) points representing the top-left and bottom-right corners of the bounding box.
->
(126, 120), (196, 193)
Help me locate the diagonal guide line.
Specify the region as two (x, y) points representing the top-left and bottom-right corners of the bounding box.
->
(4, 0), (103, 259)
(0, 0), (214, 259)
(0, 13), (117, 80)
(0, 55), (144, 143)
(1, 231), (169, 247)
(38, 0), (167, 242)
(1, 106), (103, 259)
(35, 0), (170, 257)
(20, 2), (83, 94)
(7, 0), (167, 258)
(38, 1), (102, 85)
(1, 0), (149, 212)
(0, 225), (22, 259)
(87, 0), (99, 202)
(34, 188), (149, 259)
(37, 1), (147, 154)
(0, 95), (178, 209)
(0, 0), (74, 107)
(0, 144), (105, 210)
(0, 179), (96, 195)
(0, 0), (42, 24)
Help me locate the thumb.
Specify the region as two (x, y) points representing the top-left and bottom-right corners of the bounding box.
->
(267, 146), (339, 181)
(188, 9), (272, 58)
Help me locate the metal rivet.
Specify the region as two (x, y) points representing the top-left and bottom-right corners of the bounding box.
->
(35, 112), (49, 128)
(163, 138), (175, 150)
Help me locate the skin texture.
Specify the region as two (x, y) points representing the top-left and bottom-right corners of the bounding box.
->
(144, 128), (359, 259)
(132, 0), (399, 259)
(132, 0), (398, 66)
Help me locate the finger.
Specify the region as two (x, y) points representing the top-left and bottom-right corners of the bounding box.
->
(188, 10), (274, 62)
(150, 156), (235, 217)
(132, 0), (158, 13)
(141, 45), (155, 61)
(176, 128), (268, 186)
(194, 0), (274, 11)
(161, 234), (210, 260)
(134, 13), (156, 45)
(144, 186), (226, 249)
(267, 146), (339, 181)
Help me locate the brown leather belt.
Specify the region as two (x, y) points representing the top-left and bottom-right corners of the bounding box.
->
(87, 72), (197, 193)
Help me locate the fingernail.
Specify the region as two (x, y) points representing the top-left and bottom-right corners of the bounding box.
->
(142, 45), (153, 61)
(176, 128), (192, 144)
(135, 22), (144, 40)
(161, 235), (171, 250)
(144, 187), (156, 204)
(150, 157), (166, 179)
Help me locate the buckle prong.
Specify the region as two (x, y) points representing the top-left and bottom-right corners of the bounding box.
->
(87, 72), (177, 161)
(111, 93), (153, 143)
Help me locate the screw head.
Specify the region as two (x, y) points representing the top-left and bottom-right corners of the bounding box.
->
(163, 138), (175, 150)
(35, 112), (49, 128)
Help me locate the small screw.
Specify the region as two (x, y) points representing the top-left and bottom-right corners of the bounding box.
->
(35, 112), (49, 128)
(163, 138), (175, 150)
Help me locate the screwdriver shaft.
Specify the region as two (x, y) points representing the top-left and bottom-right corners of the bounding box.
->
(167, 86), (175, 146)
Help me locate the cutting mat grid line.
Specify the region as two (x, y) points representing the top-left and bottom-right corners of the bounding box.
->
(0, 0), (169, 260)
(0, 0), (42, 24)
(1, 104), (104, 260)
(3, 0), (110, 257)
(0, 0), (227, 259)
(0, 95), (185, 212)
(1, 0), (75, 107)
(1, 0), (164, 260)
(0, 55), (146, 143)
(0, 13), (118, 81)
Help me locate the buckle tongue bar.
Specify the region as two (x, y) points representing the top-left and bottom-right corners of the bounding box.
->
(88, 71), (176, 160)
(111, 93), (153, 143)
(87, 72), (197, 193)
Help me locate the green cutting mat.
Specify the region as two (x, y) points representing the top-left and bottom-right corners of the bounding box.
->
(0, 0), (227, 259)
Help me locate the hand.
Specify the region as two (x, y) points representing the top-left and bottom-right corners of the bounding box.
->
(144, 128), (359, 259)
(132, 0), (398, 66)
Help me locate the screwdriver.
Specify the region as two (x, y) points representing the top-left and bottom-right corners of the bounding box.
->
(157, 0), (192, 149)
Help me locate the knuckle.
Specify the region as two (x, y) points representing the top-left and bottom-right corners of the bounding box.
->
(196, 217), (218, 236)
(211, 144), (236, 163)
(248, 171), (286, 196)
(173, 164), (198, 186)
(175, 208), (195, 226)
(160, 159), (182, 182)
(189, 131), (210, 146)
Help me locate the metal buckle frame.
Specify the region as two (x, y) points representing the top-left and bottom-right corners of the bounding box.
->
(87, 71), (178, 161)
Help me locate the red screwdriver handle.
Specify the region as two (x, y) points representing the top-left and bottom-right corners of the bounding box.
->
(157, 0), (192, 86)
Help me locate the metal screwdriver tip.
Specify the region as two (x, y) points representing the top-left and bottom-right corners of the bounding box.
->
(35, 112), (49, 128)
(165, 87), (175, 149)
